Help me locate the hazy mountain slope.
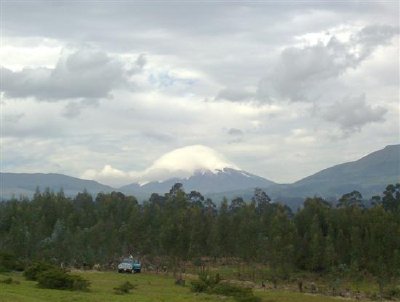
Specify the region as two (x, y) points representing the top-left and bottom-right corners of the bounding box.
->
(1, 145), (398, 203)
(262, 144), (399, 200)
(0, 173), (114, 199)
(208, 145), (399, 208)
(120, 168), (276, 198)
(298, 145), (398, 184)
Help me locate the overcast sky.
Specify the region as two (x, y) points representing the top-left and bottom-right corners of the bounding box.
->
(1, 0), (399, 187)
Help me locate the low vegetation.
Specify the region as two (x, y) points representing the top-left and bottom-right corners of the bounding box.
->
(0, 270), (365, 302)
(1, 277), (20, 285)
(113, 281), (137, 294)
(0, 183), (399, 300)
(23, 262), (57, 281)
(0, 252), (24, 272)
(36, 268), (90, 291)
(23, 262), (90, 291)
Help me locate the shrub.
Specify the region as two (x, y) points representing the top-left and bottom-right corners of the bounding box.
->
(384, 286), (400, 299)
(190, 272), (260, 302)
(211, 283), (252, 296)
(1, 277), (14, 284)
(190, 272), (220, 293)
(69, 275), (91, 291)
(37, 268), (71, 289)
(37, 268), (90, 291)
(190, 279), (208, 292)
(24, 262), (57, 281)
(0, 252), (24, 272)
(1, 277), (20, 285)
(175, 278), (186, 286)
(113, 281), (136, 294)
(210, 283), (261, 302)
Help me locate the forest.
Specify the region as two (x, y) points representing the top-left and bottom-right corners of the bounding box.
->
(1, 183), (399, 292)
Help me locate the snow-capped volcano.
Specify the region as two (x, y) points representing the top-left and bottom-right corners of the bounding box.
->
(114, 145), (275, 196)
(137, 145), (240, 184)
(82, 145), (276, 195)
(81, 145), (240, 187)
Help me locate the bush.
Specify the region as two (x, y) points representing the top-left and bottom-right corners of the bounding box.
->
(113, 281), (136, 294)
(190, 279), (208, 292)
(0, 252), (24, 272)
(384, 286), (400, 299)
(211, 283), (252, 296)
(37, 268), (90, 291)
(190, 272), (220, 293)
(210, 283), (261, 302)
(37, 268), (71, 289)
(190, 272), (260, 302)
(369, 292), (380, 301)
(24, 262), (57, 281)
(0, 277), (20, 285)
(69, 275), (91, 291)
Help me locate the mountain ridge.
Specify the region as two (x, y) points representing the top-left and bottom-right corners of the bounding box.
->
(1, 144), (398, 202)
(120, 167), (276, 198)
(0, 172), (113, 199)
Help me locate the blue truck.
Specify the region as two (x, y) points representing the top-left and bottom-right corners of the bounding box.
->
(117, 258), (141, 273)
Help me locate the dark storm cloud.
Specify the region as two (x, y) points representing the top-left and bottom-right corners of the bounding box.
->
(1, 48), (144, 101)
(323, 94), (387, 133)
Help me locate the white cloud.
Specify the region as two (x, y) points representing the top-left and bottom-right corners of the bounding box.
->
(0, 37), (62, 70)
(81, 145), (239, 186)
(62, 99), (100, 118)
(257, 25), (398, 102)
(1, 47), (145, 100)
(2, 1), (399, 186)
(81, 165), (131, 188)
(138, 145), (239, 183)
(216, 87), (255, 102)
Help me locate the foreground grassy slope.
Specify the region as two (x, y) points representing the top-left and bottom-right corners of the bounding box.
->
(0, 271), (359, 302)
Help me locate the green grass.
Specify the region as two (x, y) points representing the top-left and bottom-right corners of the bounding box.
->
(257, 290), (357, 302)
(0, 271), (233, 302)
(0, 271), (361, 302)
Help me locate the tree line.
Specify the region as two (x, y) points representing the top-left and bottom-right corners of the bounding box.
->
(0, 183), (399, 284)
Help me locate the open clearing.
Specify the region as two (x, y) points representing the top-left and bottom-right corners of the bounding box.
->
(0, 271), (360, 302)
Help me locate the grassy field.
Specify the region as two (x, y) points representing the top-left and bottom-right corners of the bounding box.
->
(0, 270), (361, 302)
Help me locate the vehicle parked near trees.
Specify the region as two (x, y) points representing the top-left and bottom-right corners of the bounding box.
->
(117, 258), (141, 273)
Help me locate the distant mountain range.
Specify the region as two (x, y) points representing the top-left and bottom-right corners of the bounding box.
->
(281, 144), (400, 198)
(1, 145), (399, 206)
(212, 144), (399, 208)
(0, 173), (113, 199)
(120, 168), (276, 199)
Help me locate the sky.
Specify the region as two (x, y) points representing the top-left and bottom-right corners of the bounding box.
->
(1, 0), (399, 187)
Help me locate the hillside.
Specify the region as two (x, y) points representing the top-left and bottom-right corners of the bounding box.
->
(1, 145), (398, 203)
(0, 173), (113, 199)
(285, 144), (400, 198)
(120, 167), (276, 198)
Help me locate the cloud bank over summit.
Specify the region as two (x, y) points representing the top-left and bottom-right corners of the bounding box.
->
(138, 145), (239, 184)
(82, 145), (239, 187)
